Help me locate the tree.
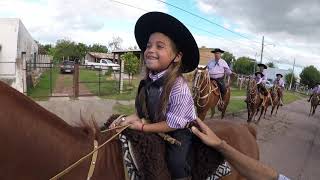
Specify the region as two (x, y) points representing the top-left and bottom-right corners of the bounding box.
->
(121, 52), (140, 85)
(284, 72), (297, 88)
(76, 43), (88, 61)
(53, 39), (79, 62)
(88, 44), (108, 53)
(300, 66), (320, 88)
(233, 57), (256, 75)
(221, 51), (236, 66)
(108, 36), (123, 51)
(35, 40), (52, 54)
(267, 62), (275, 68)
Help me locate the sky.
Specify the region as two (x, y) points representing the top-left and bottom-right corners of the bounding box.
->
(1, 0), (319, 72)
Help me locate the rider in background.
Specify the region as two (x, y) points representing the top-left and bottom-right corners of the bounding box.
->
(308, 83), (320, 102)
(256, 63), (270, 106)
(207, 48), (232, 105)
(274, 74), (285, 106)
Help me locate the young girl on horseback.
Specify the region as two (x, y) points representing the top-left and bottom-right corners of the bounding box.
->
(113, 12), (199, 179)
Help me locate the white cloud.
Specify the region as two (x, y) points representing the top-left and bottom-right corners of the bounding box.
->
(195, 0), (320, 69)
(0, 0), (167, 47)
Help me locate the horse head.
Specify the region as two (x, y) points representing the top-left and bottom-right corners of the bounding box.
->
(247, 76), (258, 98)
(192, 66), (209, 99)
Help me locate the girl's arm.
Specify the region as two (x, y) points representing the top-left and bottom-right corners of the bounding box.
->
(120, 114), (175, 133)
(143, 121), (175, 133)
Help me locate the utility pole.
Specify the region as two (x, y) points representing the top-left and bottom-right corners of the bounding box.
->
(260, 36), (264, 64)
(289, 58), (296, 90)
(254, 52), (257, 73)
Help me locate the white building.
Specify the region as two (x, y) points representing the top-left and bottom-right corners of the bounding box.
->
(0, 18), (38, 93)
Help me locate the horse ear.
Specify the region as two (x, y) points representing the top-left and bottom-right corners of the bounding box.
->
(205, 65), (208, 69)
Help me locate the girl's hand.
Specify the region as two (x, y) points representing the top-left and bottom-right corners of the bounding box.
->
(109, 114), (141, 128)
(191, 118), (222, 148)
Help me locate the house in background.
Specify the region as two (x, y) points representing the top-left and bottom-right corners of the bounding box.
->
(85, 52), (118, 63)
(0, 18), (38, 93)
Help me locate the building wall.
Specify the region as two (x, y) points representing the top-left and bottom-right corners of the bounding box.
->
(0, 18), (38, 93)
(0, 19), (19, 77)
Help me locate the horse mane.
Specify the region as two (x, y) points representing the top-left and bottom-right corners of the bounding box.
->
(0, 81), (98, 140)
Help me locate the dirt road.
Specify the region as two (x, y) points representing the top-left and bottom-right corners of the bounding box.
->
(226, 99), (320, 180)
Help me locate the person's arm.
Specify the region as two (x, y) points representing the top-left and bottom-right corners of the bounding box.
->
(191, 118), (281, 180)
(143, 121), (175, 133)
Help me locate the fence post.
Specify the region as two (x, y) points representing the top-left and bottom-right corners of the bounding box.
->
(119, 59), (124, 93)
(50, 63), (52, 96)
(98, 68), (101, 96)
(73, 64), (79, 99)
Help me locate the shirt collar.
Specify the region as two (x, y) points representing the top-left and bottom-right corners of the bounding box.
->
(149, 70), (167, 81)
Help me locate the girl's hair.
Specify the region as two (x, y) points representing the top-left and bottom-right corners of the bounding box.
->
(137, 37), (183, 121)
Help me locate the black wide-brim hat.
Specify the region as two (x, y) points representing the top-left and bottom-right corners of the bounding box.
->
(211, 48), (225, 53)
(257, 63), (268, 69)
(255, 72), (264, 77)
(134, 12), (199, 73)
(276, 73), (283, 78)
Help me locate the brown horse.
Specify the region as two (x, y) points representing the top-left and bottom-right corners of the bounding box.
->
(192, 66), (231, 120)
(263, 85), (281, 118)
(246, 77), (264, 123)
(0, 81), (126, 180)
(309, 95), (319, 116)
(0, 81), (258, 180)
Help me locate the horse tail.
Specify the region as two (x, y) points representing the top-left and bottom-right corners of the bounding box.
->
(244, 123), (257, 139)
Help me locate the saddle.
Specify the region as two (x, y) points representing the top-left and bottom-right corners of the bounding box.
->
(103, 115), (231, 180)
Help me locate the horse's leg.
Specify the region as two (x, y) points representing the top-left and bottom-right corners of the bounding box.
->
(276, 104), (280, 115)
(271, 105), (275, 116)
(210, 106), (215, 118)
(309, 105), (312, 116)
(256, 106), (264, 124)
(313, 105), (317, 115)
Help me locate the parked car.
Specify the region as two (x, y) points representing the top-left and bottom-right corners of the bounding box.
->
(84, 59), (120, 71)
(60, 61), (75, 73)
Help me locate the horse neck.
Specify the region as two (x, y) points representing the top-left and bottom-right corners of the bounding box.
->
(199, 71), (211, 95)
(0, 82), (96, 177)
(93, 133), (125, 180)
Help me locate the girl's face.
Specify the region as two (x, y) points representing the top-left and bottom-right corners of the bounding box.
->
(144, 32), (182, 73)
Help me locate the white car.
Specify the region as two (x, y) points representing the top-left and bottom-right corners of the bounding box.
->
(85, 59), (120, 71)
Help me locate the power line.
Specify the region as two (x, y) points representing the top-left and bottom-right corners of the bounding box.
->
(109, 0), (271, 60)
(110, 0), (261, 54)
(155, 0), (261, 44)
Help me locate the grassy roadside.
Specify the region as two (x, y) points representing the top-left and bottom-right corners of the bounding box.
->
(112, 90), (306, 116)
(27, 68), (59, 101)
(79, 69), (139, 100)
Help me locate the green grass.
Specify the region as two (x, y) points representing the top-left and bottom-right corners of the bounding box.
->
(284, 91), (306, 104)
(79, 69), (139, 100)
(113, 103), (135, 115)
(226, 99), (247, 113)
(231, 88), (246, 97)
(27, 68), (59, 101)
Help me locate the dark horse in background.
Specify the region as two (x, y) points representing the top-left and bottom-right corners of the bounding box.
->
(309, 95), (319, 116)
(192, 66), (231, 120)
(0, 80), (259, 180)
(246, 77), (264, 123)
